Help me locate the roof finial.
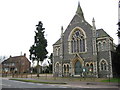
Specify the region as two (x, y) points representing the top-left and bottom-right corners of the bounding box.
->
(78, 1), (80, 7)
(76, 1), (84, 19)
(92, 17), (96, 30)
(61, 26), (64, 37)
(92, 17), (95, 22)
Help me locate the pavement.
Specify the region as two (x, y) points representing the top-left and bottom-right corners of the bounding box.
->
(5, 76), (120, 89)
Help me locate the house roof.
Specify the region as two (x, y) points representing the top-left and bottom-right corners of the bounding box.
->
(2, 55), (30, 64)
(96, 29), (110, 38)
(53, 38), (61, 45)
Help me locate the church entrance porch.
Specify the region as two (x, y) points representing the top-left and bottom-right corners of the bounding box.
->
(75, 60), (82, 75)
(70, 54), (84, 77)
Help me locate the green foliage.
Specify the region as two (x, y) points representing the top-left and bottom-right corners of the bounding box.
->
(29, 21), (48, 62)
(101, 78), (120, 83)
(29, 21), (48, 77)
(48, 53), (53, 73)
(117, 22), (120, 37)
(49, 53), (53, 63)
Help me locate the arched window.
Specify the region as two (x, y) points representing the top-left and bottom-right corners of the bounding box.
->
(103, 41), (107, 51)
(55, 47), (60, 56)
(100, 60), (108, 71)
(86, 63), (89, 67)
(63, 64), (69, 76)
(70, 29), (86, 53)
(56, 63), (59, 73)
(63, 65), (66, 74)
(58, 47), (60, 56)
(67, 65), (69, 74)
(98, 42), (102, 51)
(90, 63), (93, 72)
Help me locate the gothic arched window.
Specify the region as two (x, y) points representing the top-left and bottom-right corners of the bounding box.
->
(70, 29), (86, 53)
(98, 42), (102, 51)
(63, 65), (66, 74)
(67, 65), (69, 73)
(103, 41), (107, 51)
(90, 63), (93, 72)
(100, 60), (108, 71)
(56, 63), (59, 73)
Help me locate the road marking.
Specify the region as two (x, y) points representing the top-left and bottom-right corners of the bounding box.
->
(2, 78), (9, 80)
(59, 86), (68, 88)
(2, 84), (11, 87)
(36, 83), (43, 85)
(49, 85), (55, 87)
(17, 81), (44, 86)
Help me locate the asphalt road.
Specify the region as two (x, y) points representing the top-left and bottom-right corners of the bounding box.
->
(1, 78), (68, 88)
(1, 78), (119, 90)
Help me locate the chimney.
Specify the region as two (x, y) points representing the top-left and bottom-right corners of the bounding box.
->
(24, 53), (26, 57)
(9, 55), (12, 58)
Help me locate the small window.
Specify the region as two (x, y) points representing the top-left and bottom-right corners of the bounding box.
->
(98, 42), (102, 51)
(103, 42), (106, 51)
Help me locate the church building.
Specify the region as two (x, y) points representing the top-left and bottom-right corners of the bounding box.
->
(53, 2), (115, 78)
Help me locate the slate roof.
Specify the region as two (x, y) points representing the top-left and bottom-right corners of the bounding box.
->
(96, 29), (110, 38)
(53, 28), (112, 45)
(2, 55), (30, 64)
(53, 38), (61, 45)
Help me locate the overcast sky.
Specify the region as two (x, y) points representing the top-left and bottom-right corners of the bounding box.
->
(0, 0), (118, 59)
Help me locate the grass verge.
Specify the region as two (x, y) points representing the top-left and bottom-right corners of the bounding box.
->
(101, 78), (120, 83)
(9, 78), (67, 84)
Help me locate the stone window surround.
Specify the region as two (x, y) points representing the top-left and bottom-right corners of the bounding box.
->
(55, 62), (60, 72)
(68, 27), (87, 54)
(85, 62), (94, 72)
(53, 45), (60, 56)
(99, 59), (108, 71)
(63, 63), (70, 75)
(97, 40), (107, 51)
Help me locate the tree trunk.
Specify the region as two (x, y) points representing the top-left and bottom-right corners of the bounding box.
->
(37, 61), (39, 77)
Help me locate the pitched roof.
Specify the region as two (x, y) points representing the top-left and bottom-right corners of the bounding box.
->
(76, 2), (84, 19)
(53, 38), (61, 45)
(2, 56), (30, 64)
(96, 29), (110, 38)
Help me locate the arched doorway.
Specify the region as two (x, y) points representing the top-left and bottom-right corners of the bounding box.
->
(75, 60), (82, 75)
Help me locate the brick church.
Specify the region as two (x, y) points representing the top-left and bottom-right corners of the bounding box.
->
(53, 2), (116, 78)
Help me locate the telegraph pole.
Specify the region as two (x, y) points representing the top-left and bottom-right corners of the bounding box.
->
(118, 0), (120, 44)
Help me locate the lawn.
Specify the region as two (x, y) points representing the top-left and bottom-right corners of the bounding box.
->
(101, 78), (120, 83)
(9, 78), (67, 84)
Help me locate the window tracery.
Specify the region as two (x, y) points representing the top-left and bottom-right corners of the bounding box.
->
(70, 29), (86, 53)
(99, 59), (108, 71)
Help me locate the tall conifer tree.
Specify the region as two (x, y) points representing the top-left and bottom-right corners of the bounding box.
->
(29, 21), (48, 77)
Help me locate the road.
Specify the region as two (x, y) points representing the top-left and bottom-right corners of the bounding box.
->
(1, 78), (68, 88)
(1, 78), (119, 90)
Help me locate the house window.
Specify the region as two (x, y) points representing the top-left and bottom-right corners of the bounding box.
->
(70, 29), (86, 53)
(11, 63), (15, 66)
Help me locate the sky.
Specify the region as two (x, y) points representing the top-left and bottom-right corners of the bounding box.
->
(0, 0), (118, 61)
